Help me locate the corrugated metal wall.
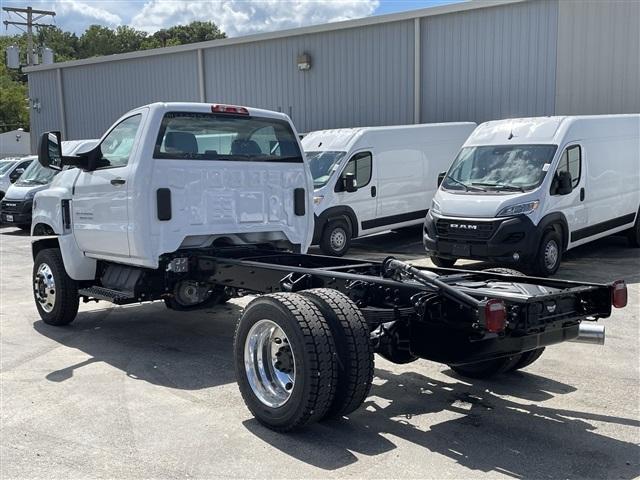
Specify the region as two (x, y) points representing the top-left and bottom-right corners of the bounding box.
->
(420, 0), (558, 123)
(555, 0), (640, 115)
(204, 21), (415, 132)
(62, 51), (200, 139)
(28, 69), (63, 146)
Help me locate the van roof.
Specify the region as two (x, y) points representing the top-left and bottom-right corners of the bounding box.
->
(466, 114), (640, 146)
(302, 123), (476, 152)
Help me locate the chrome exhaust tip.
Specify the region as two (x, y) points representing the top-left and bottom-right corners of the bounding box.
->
(569, 323), (605, 345)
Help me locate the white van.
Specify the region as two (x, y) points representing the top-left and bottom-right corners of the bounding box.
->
(1, 140), (97, 230)
(424, 115), (640, 276)
(302, 123), (476, 255)
(0, 156), (34, 199)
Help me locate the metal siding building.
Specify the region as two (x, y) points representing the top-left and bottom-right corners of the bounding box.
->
(25, 0), (640, 149)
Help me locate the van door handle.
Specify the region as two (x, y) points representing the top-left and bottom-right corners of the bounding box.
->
(580, 187), (585, 201)
(371, 186), (377, 198)
(110, 178), (126, 186)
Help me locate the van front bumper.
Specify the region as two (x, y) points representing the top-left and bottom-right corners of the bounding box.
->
(423, 211), (539, 264)
(1, 199), (33, 225)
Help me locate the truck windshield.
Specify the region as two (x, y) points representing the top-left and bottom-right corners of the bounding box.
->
(15, 161), (58, 186)
(154, 112), (303, 163)
(442, 144), (558, 192)
(0, 161), (17, 175)
(306, 151), (346, 188)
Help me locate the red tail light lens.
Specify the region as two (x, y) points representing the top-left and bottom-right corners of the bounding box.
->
(611, 280), (627, 308)
(484, 299), (507, 333)
(211, 104), (249, 115)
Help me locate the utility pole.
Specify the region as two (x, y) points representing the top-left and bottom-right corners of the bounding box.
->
(3, 6), (56, 66)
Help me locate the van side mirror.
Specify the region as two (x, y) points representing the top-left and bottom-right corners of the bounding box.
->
(9, 168), (24, 183)
(342, 172), (357, 193)
(38, 131), (63, 171)
(555, 171), (573, 195)
(437, 171), (447, 187)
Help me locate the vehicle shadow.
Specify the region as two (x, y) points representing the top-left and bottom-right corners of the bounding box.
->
(0, 226), (29, 236)
(33, 300), (243, 389)
(245, 367), (640, 478)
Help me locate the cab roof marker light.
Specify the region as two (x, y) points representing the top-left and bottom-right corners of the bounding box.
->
(611, 280), (627, 308)
(211, 104), (249, 115)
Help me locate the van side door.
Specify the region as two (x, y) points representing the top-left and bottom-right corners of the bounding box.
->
(335, 151), (376, 233)
(548, 143), (587, 246)
(72, 113), (143, 258)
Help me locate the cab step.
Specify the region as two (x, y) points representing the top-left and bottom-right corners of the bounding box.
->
(78, 286), (137, 304)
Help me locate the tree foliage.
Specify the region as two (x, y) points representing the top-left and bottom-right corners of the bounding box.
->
(0, 21), (225, 132)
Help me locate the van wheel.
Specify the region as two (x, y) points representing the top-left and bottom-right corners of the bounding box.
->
(449, 355), (521, 379)
(430, 256), (457, 268)
(33, 248), (79, 326)
(320, 219), (351, 256)
(530, 229), (562, 277)
(627, 210), (640, 248)
(300, 289), (374, 418)
(234, 293), (338, 432)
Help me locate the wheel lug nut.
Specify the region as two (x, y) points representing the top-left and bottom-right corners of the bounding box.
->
(285, 382), (293, 390)
(274, 337), (282, 344)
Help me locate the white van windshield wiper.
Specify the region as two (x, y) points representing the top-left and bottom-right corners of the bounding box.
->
(472, 182), (526, 192)
(447, 176), (486, 192)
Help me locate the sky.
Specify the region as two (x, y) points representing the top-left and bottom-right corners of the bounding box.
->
(1, 0), (463, 38)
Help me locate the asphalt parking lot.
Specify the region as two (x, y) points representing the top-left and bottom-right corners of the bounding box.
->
(1, 225), (639, 479)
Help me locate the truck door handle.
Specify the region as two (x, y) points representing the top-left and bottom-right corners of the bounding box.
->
(371, 186), (377, 198)
(580, 187), (585, 201)
(110, 178), (126, 186)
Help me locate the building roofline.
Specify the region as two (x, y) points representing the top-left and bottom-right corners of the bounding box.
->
(24, 0), (525, 73)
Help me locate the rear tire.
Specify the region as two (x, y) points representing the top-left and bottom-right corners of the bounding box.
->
(482, 267), (525, 276)
(530, 229), (562, 277)
(300, 289), (374, 418)
(509, 347), (545, 371)
(449, 355), (521, 379)
(430, 255), (457, 268)
(33, 248), (79, 326)
(234, 293), (338, 432)
(320, 219), (352, 256)
(627, 210), (640, 248)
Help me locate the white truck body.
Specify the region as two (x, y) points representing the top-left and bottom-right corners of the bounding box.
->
(33, 103), (313, 278)
(302, 123), (476, 255)
(424, 114), (640, 274)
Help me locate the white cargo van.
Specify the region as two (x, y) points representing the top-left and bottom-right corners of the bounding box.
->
(302, 123), (476, 255)
(424, 115), (640, 276)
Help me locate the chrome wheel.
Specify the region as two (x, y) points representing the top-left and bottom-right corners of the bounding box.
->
(244, 319), (296, 408)
(544, 240), (559, 270)
(330, 227), (347, 252)
(34, 263), (56, 313)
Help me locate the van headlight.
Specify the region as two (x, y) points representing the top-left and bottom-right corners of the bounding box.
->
(313, 195), (324, 206)
(431, 199), (442, 215)
(497, 200), (540, 217)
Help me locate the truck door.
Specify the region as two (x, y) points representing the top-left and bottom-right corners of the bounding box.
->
(335, 151), (377, 233)
(72, 114), (142, 258)
(548, 143), (587, 246)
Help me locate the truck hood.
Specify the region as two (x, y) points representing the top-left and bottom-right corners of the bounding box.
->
(434, 189), (536, 218)
(3, 183), (49, 201)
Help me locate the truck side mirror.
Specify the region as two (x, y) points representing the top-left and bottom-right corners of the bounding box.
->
(437, 171), (447, 186)
(556, 171), (573, 195)
(38, 131), (63, 171)
(342, 172), (357, 193)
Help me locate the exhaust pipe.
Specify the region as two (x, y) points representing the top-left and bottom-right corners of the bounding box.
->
(569, 323), (605, 345)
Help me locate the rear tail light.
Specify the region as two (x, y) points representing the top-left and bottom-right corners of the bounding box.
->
(211, 104), (249, 115)
(611, 280), (627, 308)
(484, 299), (507, 333)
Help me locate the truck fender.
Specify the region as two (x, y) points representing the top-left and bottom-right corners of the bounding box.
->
(537, 212), (570, 251)
(313, 206), (359, 244)
(32, 235), (97, 281)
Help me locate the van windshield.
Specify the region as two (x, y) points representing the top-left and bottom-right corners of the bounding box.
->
(154, 112), (303, 163)
(15, 160), (58, 186)
(442, 144), (558, 193)
(306, 151), (346, 188)
(0, 161), (17, 175)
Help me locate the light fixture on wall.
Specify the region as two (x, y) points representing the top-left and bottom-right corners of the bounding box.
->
(296, 53), (311, 71)
(30, 98), (41, 113)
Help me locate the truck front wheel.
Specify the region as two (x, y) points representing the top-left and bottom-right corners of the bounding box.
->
(234, 293), (338, 432)
(33, 248), (79, 326)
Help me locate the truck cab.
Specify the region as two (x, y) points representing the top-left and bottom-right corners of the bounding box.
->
(33, 102), (313, 281)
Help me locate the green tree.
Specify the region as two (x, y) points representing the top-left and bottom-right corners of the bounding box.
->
(0, 63), (29, 132)
(77, 25), (119, 57)
(142, 21), (225, 49)
(37, 27), (79, 62)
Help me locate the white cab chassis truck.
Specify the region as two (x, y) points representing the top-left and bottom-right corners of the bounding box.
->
(32, 103), (627, 432)
(424, 115), (640, 276)
(303, 123), (476, 256)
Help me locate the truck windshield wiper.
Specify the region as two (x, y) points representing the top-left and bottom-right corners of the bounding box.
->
(447, 177), (486, 192)
(472, 182), (525, 192)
